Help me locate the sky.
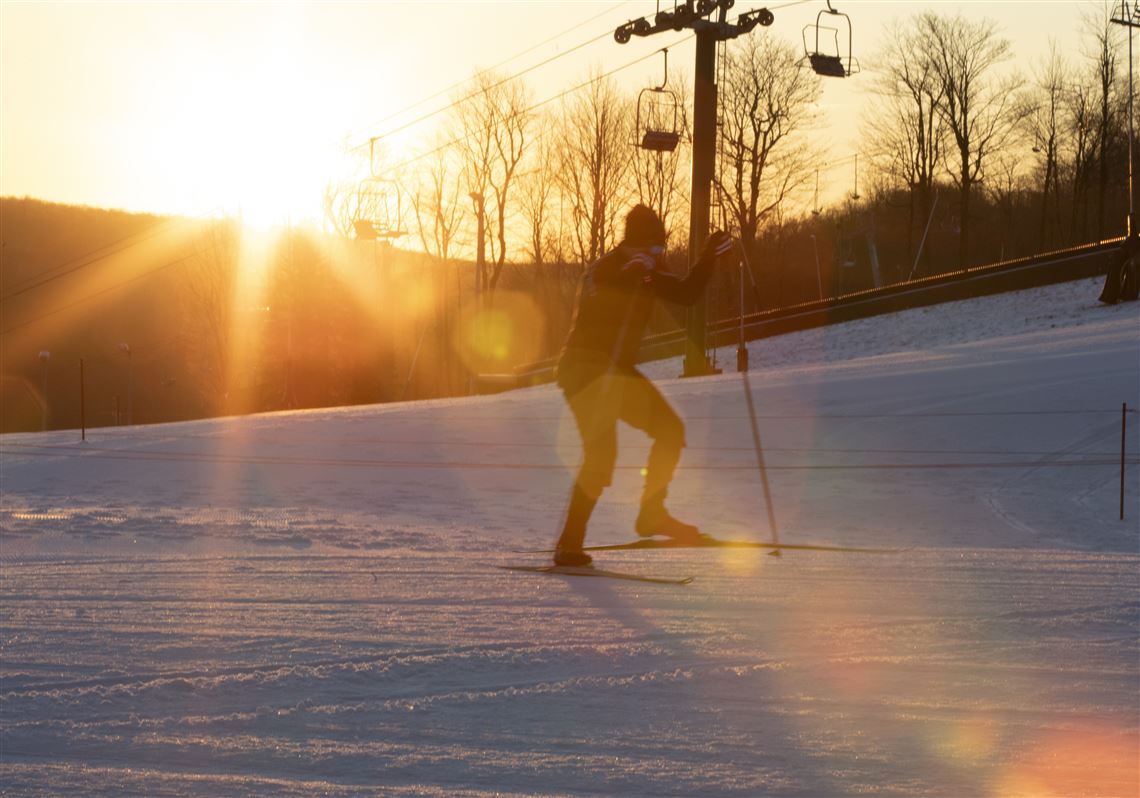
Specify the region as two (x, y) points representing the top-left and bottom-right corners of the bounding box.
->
(0, 1), (1104, 228)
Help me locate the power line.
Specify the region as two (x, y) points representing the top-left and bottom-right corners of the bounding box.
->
(374, 33), (695, 180)
(0, 205), (225, 307)
(0, 253), (197, 336)
(1, 218), (179, 302)
(346, 0), (636, 153)
(367, 0), (819, 173)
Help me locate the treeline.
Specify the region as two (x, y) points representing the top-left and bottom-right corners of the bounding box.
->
(1, 199), (484, 432)
(2, 6), (1131, 432)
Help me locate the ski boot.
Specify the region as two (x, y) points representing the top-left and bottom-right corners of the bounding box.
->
(635, 503), (704, 543)
(553, 547), (593, 567)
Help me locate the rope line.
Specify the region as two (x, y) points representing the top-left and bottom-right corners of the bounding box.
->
(2, 443), (1134, 474)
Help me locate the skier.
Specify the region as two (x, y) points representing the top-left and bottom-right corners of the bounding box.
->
(553, 204), (734, 567)
(1098, 231), (1139, 305)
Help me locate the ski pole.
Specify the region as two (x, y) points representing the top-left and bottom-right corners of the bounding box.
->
(741, 365), (781, 556)
(732, 239), (781, 556)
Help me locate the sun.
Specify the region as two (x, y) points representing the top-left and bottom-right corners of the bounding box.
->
(188, 79), (341, 230)
(165, 10), (349, 230)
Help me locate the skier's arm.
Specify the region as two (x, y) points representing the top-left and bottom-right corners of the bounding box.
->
(649, 231), (733, 305)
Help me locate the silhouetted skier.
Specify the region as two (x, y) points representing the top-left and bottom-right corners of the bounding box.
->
(1098, 232), (1139, 304)
(553, 204), (733, 567)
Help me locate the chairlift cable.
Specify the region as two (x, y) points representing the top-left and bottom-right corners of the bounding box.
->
(0, 208), (222, 305)
(373, 0), (814, 174)
(369, 0), (814, 165)
(378, 34), (695, 179)
(351, 2), (638, 154)
(348, 1), (633, 146)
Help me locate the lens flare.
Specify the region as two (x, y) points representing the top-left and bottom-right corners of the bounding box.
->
(454, 291), (545, 375)
(994, 724), (1139, 798)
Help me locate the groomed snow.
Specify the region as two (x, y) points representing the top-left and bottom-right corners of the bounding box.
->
(2, 277), (1138, 796)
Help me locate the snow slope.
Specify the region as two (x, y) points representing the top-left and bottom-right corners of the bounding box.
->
(2, 277), (1138, 796)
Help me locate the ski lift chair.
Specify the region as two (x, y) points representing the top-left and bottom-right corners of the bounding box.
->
(354, 178), (408, 241)
(637, 50), (681, 153)
(639, 89), (681, 152)
(803, 0), (859, 78)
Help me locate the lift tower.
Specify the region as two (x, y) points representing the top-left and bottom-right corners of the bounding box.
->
(616, 1), (773, 377)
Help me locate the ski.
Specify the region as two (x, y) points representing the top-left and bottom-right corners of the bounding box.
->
(520, 536), (907, 555)
(497, 564), (693, 585)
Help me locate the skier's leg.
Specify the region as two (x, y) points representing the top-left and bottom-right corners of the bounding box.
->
(1099, 247), (1126, 304)
(556, 374), (619, 561)
(618, 371), (700, 540)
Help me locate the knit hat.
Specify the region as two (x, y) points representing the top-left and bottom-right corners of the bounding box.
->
(623, 204), (667, 248)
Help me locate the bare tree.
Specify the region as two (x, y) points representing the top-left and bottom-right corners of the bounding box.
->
(1083, 3), (1122, 239)
(410, 144), (465, 265)
(409, 144), (466, 397)
(863, 17), (947, 270)
(452, 70), (532, 298)
(986, 147), (1032, 260)
(518, 124), (584, 356)
(1065, 78), (1100, 239)
(1026, 43), (1069, 247)
(716, 35), (821, 260)
(518, 122), (560, 269)
(178, 219), (239, 413)
(919, 11), (1021, 267)
(556, 70), (633, 265)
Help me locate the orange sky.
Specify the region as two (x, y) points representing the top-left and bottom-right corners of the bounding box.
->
(0, 1), (1097, 227)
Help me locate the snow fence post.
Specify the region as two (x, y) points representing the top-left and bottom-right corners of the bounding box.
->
(79, 359), (86, 443)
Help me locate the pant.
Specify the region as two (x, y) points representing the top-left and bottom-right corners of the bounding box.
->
(556, 364), (685, 550)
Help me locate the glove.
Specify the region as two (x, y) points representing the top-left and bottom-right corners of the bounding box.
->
(623, 252), (657, 274)
(706, 230), (734, 258)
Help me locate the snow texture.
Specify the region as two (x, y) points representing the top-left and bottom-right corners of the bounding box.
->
(2, 277), (1138, 796)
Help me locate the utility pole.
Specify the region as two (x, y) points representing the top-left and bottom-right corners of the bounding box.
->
(616, 1), (773, 377)
(1112, 0), (1140, 238)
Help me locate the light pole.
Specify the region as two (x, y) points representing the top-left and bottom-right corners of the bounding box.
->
(38, 351), (50, 431)
(118, 342), (132, 426)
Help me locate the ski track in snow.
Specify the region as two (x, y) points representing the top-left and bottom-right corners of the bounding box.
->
(1, 277), (1138, 796)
